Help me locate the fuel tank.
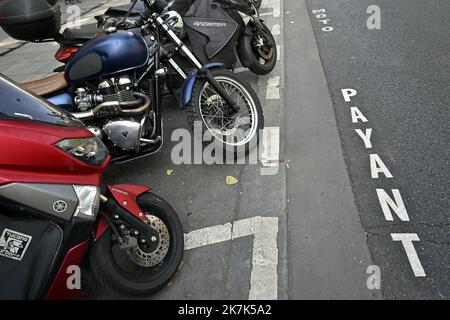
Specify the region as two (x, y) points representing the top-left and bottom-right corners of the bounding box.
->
(65, 30), (149, 85)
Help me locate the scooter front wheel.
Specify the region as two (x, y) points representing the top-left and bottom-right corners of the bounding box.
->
(89, 192), (184, 296)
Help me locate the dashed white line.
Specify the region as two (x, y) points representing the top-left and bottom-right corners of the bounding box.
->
(266, 0), (281, 18)
(266, 76), (281, 100)
(271, 24), (281, 35)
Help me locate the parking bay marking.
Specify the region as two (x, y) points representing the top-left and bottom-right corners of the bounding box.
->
(184, 216), (279, 300)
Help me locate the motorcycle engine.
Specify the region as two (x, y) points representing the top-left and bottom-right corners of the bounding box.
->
(103, 119), (142, 151)
(75, 75), (154, 152)
(74, 75), (136, 111)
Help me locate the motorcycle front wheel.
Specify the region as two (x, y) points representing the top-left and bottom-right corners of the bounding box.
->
(186, 69), (264, 157)
(89, 192), (184, 296)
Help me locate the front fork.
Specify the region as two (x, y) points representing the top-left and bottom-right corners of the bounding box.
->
(95, 186), (160, 250)
(155, 16), (239, 113)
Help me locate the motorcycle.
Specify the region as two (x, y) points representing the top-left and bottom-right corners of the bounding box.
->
(0, 73), (184, 299)
(0, 0), (264, 162)
(56, 0), (276, 75)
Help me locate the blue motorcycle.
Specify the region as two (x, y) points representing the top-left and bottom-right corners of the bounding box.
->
(0, 0), (264, 162)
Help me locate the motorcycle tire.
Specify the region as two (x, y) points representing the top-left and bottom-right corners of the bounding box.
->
(88, 192), (184, 297)
(185, 68), (264, 157)
(238, 23), (277, 75)
(251, 0), (262, 9)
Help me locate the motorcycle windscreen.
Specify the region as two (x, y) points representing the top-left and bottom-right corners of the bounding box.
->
(183, 0), (238, 65)
(0, 213), (63, 299)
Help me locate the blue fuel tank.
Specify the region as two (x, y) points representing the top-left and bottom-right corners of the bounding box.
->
(65, 30), (149, 85)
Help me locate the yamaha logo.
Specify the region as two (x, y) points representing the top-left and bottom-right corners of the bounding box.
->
(193, 21), (227, 28)
(53, 200), (68, 213)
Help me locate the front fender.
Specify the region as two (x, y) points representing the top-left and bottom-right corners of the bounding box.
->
(180, 62), (224, 108)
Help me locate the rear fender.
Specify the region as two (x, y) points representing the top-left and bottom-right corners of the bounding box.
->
(180, 62), (224, 108)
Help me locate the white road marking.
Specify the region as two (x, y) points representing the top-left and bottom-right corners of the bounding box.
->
(184, 216), (279, 300)
(341, 88), (358, 102)
(272, 24), (281, 35)
(266, 0), (281, 18)
(260, 127), (280, 168)
(0, 38), (22, 48)
(266, 76), (281, 100)
(350, 106), (369, 123)
(370, 153), (393, 179)
(342, 86), (426, 279)
(391, 233), (426, 277)
(355, 128), (373, 149)
(277, 45), (282, 61)
(234, 67), (249, 73)
(376, 189), (410, 221)
(184, 223), (233, 250)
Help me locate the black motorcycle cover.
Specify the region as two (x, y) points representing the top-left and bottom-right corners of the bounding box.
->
(0, 214), (62, 299)
(183, 0), (239, 65)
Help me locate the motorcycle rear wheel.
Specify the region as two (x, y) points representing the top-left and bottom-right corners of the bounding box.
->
(89, 192), (184, 296)
(239, 23), (277, 75)
(250, 0), (262, 9)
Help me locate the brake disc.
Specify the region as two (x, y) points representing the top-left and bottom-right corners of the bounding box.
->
(127, 215), (170, 267)
(254, 35), (274, 60)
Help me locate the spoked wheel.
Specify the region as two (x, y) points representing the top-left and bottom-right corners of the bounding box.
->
(186, 69), (264, 156)
(239, 22), (277, 75)
(89, 192), (183, 296)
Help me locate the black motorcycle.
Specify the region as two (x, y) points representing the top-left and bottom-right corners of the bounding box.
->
(60, 0), (277, 75)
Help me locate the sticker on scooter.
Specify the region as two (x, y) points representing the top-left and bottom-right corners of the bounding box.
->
(0, 228), (32, 261)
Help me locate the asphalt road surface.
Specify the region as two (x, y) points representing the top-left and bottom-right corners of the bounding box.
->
(301, 0), (450, 298)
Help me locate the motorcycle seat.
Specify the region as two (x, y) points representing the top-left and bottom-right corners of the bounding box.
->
(62, 23), (99, 42)
(21, 73), (68, 96)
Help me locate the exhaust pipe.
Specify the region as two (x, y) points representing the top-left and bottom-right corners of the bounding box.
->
(73, 92), (151, 120)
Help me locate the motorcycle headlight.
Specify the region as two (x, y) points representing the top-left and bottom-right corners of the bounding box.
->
(73, 185), (100, 219)
(55, 137), (108, 166)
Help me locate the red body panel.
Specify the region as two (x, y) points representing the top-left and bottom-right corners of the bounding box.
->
(108, 184), (152, 222)
(0, 119), (109, 186)
(94, 217), (110, 241)
(94, 185), (152, 240)
(0, 77), (158, 300)
(45, 240), (88, 300)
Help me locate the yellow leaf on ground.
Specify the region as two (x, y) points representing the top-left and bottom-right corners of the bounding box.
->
(166, 169), (174, 176)
(226, 175), (239, 186)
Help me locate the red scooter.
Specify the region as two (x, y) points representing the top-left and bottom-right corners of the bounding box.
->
(0, 74), (184, 299)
